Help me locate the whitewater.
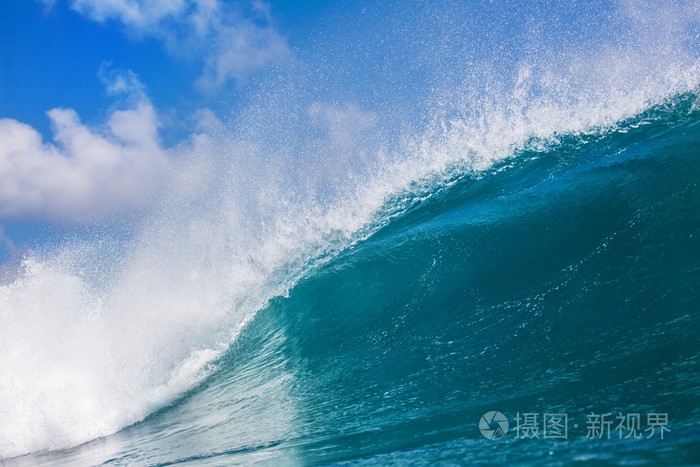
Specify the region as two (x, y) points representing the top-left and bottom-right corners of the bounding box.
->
(1, 1), (699, 464)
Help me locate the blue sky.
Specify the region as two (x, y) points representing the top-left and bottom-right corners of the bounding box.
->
(0, 0), (304, 259)
(0, 0), (697, 262)
(0, 0), (434, 261)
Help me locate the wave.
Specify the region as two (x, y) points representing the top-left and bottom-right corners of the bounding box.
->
(152, 92), (700, 465)
(8, 88), (697, 466)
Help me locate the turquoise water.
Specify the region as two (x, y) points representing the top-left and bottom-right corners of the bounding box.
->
(6, 93), (698, 465)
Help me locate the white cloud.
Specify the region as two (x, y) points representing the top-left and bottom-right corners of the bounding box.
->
(307, 102), (378, 148)
(197, 19), (290, 91)
(70, 0), (186, 30)
(69, 0), (291, 90)
(0, 70), (171, 222)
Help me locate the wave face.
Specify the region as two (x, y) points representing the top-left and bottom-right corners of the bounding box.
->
(1, 2), (700, 465)
(4, 92), (699, 465)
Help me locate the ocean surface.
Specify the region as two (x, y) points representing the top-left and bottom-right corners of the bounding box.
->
(1, 90), (698, 465)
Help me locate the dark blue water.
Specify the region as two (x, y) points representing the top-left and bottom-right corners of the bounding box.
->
(7, 92), (698, 466)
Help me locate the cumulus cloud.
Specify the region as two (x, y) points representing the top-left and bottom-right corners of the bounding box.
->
(69, 0), (290, 90)
(0, 69), (170, 222)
